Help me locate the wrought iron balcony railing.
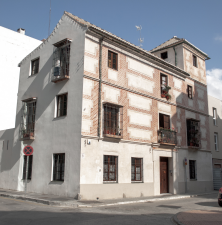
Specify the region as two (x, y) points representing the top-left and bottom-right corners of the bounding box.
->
(158, 129), (177, 145)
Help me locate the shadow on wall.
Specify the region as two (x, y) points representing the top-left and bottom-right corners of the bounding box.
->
(0, 53), (67, 173)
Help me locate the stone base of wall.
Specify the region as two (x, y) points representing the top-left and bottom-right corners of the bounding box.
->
(178, 181), (213, 194)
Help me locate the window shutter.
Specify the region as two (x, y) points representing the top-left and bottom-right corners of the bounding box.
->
(163, 115), (170, 129)
(159, 114), (164, 128)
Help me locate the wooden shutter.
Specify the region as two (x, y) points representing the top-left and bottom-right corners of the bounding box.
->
(163, 115), (170, 129)
(159, 114), (164, 128)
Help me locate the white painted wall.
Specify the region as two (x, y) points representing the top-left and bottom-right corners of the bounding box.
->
(0, 26), (41, 130)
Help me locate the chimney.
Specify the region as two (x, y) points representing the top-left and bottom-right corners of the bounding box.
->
(17, 28), (25, 35)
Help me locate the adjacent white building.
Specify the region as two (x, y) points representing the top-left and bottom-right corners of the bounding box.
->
(0, 26), (41, 130)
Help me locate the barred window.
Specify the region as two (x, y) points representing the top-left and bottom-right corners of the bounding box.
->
(53, 154), (65, 181)
(31, 58), (39, 75)
(108, 51), (118, 70)
(57, 94), (67, 117)
(20, 99), (36, 140)
(103, 155), (118, 182)
(22, 155), (33, 180)
(193, 55), (197, 67)
(160, 74), (168, 95)
(131, 158), (143, 182)
(187, 119), (200, 148)
(103, 103), (123, 138)
(189, 160), (196, 179)
(188, 85), (192, 99)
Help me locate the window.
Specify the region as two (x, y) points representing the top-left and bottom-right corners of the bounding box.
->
(213, 108), (217, 126)
(189, 160), (196, 180)
(103, 155), (118, 182)
(159, 113), (170, 129)
(161, 52), (168, 59)
(187, 119), (200, 148)
(31, 58), (39, 75)
(193, 55), (197, 67)
(22, 155), (33, 180)
(108, 51), (118, 70)
(131, 158), (143, 182)
(52, 38), (71, 82)
(103, 103), (123, 138)
(160, 74), (168, 95)
(20, 98), (37, 140)
(53, 154), (65, 181)
(7, 140), (9, 150)
(214, 133), (219, 151)
(57, 94), (68, 117)
(188, 85), (192, 99)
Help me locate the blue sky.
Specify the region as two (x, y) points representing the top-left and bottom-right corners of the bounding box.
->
(1, 0), (222, 98)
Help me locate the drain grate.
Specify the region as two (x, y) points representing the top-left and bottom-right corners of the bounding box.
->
(157, 205), (181, 209)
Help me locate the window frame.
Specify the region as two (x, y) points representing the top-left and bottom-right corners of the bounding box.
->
(214, 133), (219, 151)
(161, 51), (168, 60)
(131, 158), (143, 182)
(213, 108), (217, 126)
(189, 160), (196, 180)
(108, 50), (118, 70)
(103, 155), (118, 182)
(56, 93), (68, 118)
(159, 113), (170, 129)
(193, 55), (197, 67)
(160, 74), (168, 95)
(53, 153), (65, 182)
(30, 58), (40, 76)
(22, 155), (33, 180)
(188, 85), (193, 99)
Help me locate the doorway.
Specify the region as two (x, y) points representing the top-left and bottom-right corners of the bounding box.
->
(160, 157), (168, 194)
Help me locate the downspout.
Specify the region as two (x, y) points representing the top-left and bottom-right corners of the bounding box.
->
(173, 47), (177, 67)
(98, 37), (104, 138)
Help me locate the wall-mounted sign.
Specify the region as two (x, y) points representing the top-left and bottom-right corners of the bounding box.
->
(23, 145), (33, 156)
(184, 158), (187, 166)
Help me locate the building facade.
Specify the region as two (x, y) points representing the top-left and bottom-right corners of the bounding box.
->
(0, 12), (213, 199)
(208, 95), (222, 190)
(0, 26), (41, 130)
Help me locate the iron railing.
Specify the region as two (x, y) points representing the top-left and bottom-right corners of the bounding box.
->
(158, 129), (177, 145)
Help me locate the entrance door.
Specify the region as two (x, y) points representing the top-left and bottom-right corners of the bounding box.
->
(160, 157), (168, 194)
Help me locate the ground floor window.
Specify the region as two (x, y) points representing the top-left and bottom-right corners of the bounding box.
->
(131, 158), (143, 182)
(103, 155), (118, 182)
(189, 160), (196, 180)
(53, 154), (65, 181)
(22, 155), (33, 180)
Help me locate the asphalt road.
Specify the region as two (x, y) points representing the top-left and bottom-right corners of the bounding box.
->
(0, 193), (221, 225)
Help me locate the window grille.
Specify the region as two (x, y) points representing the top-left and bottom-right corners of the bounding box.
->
(31, 58), (39, 75)
(53, 154), (65, 181)
(189, 160), (196, 179)
(22, 155), (33, 180)
(20, 99), (36, 140)
(103, 155), (118, 182)
(52, 39), (71, 82)
(160, 74), (168, 94)
(103, 103), (123, 138)
(193, 55), (197, 67)
(187, 119), (200, 148)
(57, 94), (68, 117)
(108, 51), (118, 70)
(188, 85), (193, 99)
(131, 158), (143, 182)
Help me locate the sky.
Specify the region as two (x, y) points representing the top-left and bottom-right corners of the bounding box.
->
(1, 0), (222, 99)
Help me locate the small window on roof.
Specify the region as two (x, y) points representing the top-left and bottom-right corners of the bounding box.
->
(161, 52), (168, 59)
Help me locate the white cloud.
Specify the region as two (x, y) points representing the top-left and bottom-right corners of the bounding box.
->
(215, 36), (222, 42)
(207, 68), (222, 100)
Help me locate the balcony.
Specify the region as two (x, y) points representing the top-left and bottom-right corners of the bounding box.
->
(158, 129), (177, 145)
(20, 128), (35, 141)
(103, 127), (123, 139)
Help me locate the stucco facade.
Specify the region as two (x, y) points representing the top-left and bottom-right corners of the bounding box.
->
(0, 12), (213, 199)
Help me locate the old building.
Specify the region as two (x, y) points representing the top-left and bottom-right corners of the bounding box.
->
(0, 26), (41, 130)
(0, 12), (213, 199)
(208, 95), (222, 190)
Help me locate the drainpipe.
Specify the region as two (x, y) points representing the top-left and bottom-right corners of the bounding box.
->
(98, 37), (103, 138)
(173, 47), (177, 67)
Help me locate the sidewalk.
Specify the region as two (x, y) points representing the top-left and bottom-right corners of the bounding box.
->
(0, 188), (216, 208)
(173, 210), (222, 225)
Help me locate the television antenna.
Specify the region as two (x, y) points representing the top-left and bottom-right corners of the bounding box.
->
(135, 25), (144, 47)
(48, 0), (51, 37)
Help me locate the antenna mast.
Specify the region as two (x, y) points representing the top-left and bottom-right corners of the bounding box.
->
(48, 0), (51, 37)
(135, 25), (144, 47)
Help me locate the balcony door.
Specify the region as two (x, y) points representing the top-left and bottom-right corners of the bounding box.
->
(159, 113), (170, 129)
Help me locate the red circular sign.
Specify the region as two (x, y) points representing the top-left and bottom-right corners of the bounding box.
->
(23, 146), (33, 156)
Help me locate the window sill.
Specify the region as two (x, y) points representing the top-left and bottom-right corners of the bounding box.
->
(103, 134), (122, 139)
(53, 115), (67, 121)
(21, 179), (31, 183)
(49, 181), (64, 184)
(103, 181), (118, 184)
(131, 181), (143, 183)
(29, 73), (38, 78)
(190, 179), (197, 181)
(108, 67), (118, 72)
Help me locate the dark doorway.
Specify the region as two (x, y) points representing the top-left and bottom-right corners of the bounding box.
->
(160, 157), (168, 194)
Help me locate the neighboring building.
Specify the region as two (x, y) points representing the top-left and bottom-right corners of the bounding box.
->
(208, 95), (222, 190)
(0, 26), (41, 130)
(0, 12), (213, 199)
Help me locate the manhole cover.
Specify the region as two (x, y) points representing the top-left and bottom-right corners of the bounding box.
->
(157, 205), (181, 209)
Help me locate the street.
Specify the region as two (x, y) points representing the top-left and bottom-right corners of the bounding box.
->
(0, 193), (221, 225)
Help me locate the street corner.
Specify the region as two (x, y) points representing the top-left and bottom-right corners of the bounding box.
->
(173, 210), (222, 225)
